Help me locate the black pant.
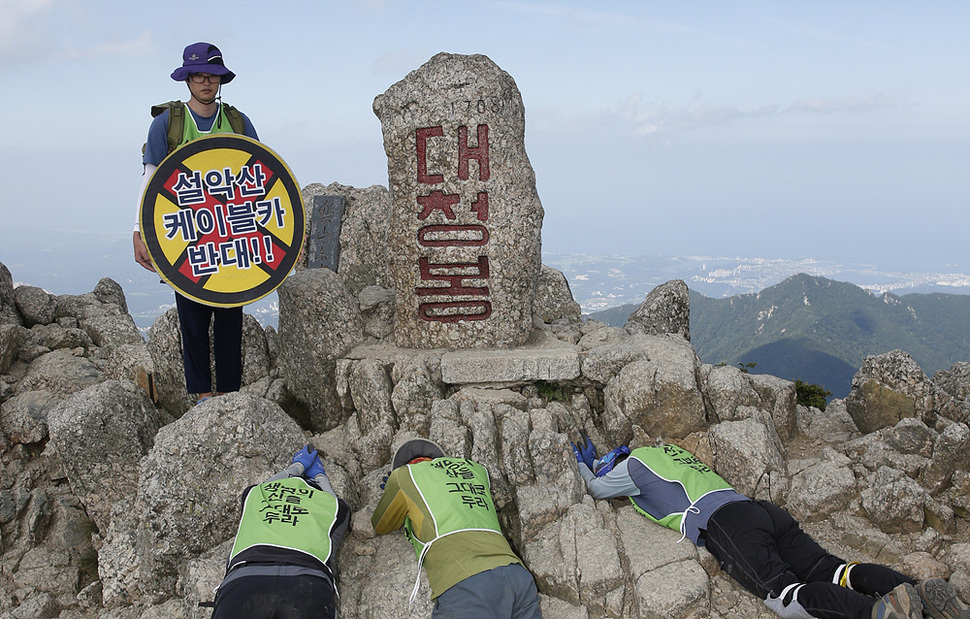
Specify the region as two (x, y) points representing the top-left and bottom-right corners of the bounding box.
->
(704, 500), (914, 619)
(212, 573), (336, 619)
(175, 294), (242, 394)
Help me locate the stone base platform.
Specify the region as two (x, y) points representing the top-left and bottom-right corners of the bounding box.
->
(344, 342), (581, 385)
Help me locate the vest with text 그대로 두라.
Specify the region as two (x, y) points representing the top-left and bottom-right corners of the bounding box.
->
(401, 458), (505, 562)
(399, 458), (511, 603)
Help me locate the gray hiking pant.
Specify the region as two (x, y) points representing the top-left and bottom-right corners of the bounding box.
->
(431, 563), (542, 619)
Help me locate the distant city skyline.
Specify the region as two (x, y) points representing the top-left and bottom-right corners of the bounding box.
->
(1, 1), (968, 288)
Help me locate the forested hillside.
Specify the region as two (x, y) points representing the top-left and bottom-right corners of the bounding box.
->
(590, 274), (970, 398)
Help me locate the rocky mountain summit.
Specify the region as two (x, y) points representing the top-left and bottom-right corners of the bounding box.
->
(3, 52), (969, 618)
(3, 261), (970, 619)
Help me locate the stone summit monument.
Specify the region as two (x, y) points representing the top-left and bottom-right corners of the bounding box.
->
(374, 53), (544, 349)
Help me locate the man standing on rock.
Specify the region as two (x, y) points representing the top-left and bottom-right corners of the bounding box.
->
(212, 445), (350, 618)
(372, 438), (542, 618)
(132, 41), (259, 405)
(573, 438), (970, 619)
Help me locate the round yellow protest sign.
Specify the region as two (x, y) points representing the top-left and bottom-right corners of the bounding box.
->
(140, 134), (305, 307)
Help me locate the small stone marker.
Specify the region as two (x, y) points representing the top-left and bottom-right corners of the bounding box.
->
(308, 195), (345, 270)
(374, 53), (544, 349)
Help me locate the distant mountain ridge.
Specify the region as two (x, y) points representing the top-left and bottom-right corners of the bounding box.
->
(590, 273), (970, 398)
(544, 252), (970, 314)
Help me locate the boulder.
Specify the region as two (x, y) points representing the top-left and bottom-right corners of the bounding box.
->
(845, 350), (939, 433)
(390, 355), (444, 431)
(934, 361), (970, 402)
(785, 449), (857, 521)
(701, 363), (760, 424)
(860, 466), (927, 534)
(625, 279), (690, 341)
(746, 373), (799, 443)
(147, 308), (271, 417)
(54, 280), (142, 350)
(337, 532), (436, 618)
(47, 380), (162, 532)
(602, 335), (706, 441)
(613, 505), (710, 618)
(535, 265), (582, 323)
(710, 414), (788, 502)
(523, 501), (624, 613)
(0, 390), (62, 445)
(0, 261), (21, 325)
(345, 358), (396, 435)
(934, 361), (970, 423)
(921, 420), (970, 494)
(278, 268), (364, 431)
(0, 323), (30, 373)
(26, 323), (93, 352)
(358, 285), (395, 340)
(13, 285), (56, 327)
(94, 277), (129, 315)
(796, 398), (861, 444)
(581, 337), (649, 385)
(12, 546), (77, 596)
(134, 393), (306, 600)
(102, 342), (156, 401)
(18, 349), (103, 397)
(146, 308), (191, 416)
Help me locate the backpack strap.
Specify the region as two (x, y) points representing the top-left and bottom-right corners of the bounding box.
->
(147, 100), (185, 156)
(222, 103), (246, 135)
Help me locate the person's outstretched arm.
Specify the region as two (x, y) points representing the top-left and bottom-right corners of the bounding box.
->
(578, 459), (640, 500)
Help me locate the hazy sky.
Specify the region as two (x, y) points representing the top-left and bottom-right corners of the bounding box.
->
(1, 0), (968, 281)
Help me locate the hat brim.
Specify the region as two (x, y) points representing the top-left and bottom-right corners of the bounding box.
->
(171, 65), (235, 83)
(392, 438), (445, 470)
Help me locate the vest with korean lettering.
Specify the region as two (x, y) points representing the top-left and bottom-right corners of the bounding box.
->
(626, 444), (750, 546)
(403, 458), (504, 562)
(227, 477), (339, 572)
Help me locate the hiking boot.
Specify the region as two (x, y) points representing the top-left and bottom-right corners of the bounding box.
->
(918, 578), (970, 619)
(871, 583), (922, 619)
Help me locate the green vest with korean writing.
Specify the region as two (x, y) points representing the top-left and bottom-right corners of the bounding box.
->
(228, 477), (339, 570)
(626, 445), (746, 544)
(404, 459), (504, 562)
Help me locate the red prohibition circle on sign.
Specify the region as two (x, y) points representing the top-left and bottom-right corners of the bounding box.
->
(139, 134), (305, 308)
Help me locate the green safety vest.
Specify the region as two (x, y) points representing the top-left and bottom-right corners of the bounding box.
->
(626, 444), (744, 543)
(179, 102), (238, 147)
(403, 458), (504, 562)
(146, 100), (245, 157)
(228, 477), (339, 570)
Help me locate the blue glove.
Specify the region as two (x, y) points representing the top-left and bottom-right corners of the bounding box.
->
(305, 455), (326, 478)
(572, 434), (597, 469)
(380, 472), (389, 491)
(292, 445), (318, 471)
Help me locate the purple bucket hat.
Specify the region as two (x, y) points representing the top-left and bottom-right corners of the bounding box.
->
(170, 42), (236, 83)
